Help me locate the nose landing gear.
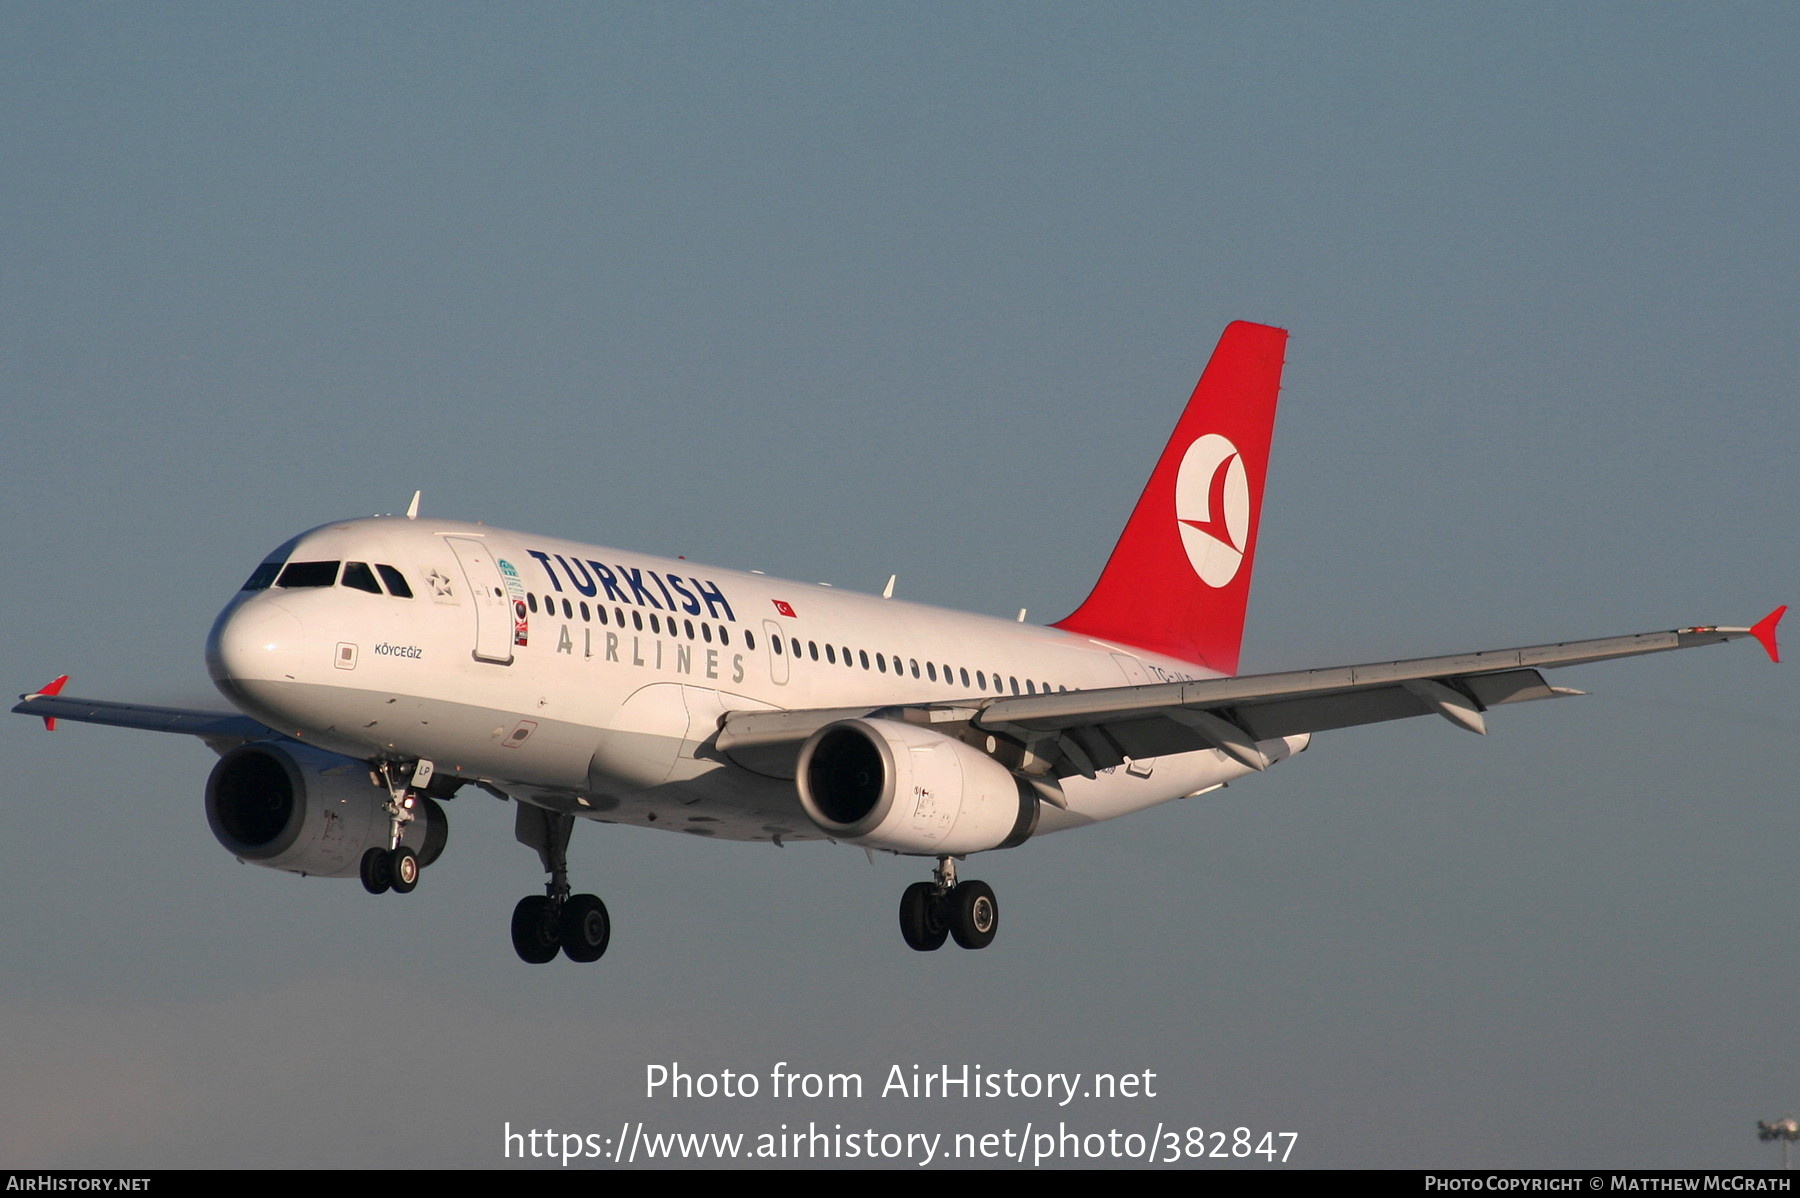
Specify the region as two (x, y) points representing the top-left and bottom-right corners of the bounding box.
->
(360, 760), (434, 895)
(898, 857), (998, 952)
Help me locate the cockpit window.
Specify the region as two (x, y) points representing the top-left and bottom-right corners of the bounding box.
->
(341, 561), (382, 594)
(241, 560), (284, 591)
(376, 565), (414, 598)
(276, 561), (341, 588)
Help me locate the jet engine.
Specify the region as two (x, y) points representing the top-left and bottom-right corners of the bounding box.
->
(796, 719), (1037, 856)
(205, 742), (447, 878)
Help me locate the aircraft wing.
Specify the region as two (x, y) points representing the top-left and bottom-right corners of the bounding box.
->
(716, 611), (1784, 782)
(13, 678), (275, 755)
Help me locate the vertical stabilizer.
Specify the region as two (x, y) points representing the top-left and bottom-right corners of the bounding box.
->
(1052, 321), (1287, 675)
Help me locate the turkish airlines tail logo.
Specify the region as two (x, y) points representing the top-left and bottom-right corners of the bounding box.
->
(1175, 434), (1249, 587)
(1053, 321), (1286, 674)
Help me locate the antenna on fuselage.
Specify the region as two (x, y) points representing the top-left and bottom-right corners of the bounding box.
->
(406, 490), (421, 520)
(1017, 609), (1027, 622)
(882, 575), (896, 599)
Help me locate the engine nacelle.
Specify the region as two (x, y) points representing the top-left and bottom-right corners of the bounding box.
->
(796, 718), (1037, 855)
(205, 742), (448, 878)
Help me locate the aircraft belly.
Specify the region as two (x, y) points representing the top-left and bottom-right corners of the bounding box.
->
(220, 678), (598, 789)
(570, 763), (817, 844)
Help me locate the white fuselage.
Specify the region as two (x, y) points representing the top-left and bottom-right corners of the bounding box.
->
(207, 516), (1302, 848)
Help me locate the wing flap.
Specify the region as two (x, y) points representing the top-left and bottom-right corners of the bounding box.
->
(1463, 668), (1564, 707)
(1234, 684), (1443, 740)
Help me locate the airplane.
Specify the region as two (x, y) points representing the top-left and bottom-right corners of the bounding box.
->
(14, 322), (1785, 964)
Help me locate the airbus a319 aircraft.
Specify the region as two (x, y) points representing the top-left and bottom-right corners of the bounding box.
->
(16, 323), (1784, 963)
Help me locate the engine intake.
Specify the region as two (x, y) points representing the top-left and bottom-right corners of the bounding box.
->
(796, 719), (1037, 855)
(205, 742), (447, 878)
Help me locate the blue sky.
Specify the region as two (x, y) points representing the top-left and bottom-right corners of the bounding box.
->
(3, 3), (1796, 1169)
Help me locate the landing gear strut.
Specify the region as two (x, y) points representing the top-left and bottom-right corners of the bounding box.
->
(898, 856), (998, 952)
(360, 759), (434, 896)
(511, 804), (610, 964)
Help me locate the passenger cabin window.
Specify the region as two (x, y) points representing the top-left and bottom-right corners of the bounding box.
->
(277, 561), (340, 588)
(375, 565), (413, 598)
(341, 562), (382, 594)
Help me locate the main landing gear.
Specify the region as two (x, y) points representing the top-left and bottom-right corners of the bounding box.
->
(899, 856), (998, 952)
(361, 759), (432, 896)
(510, 804), (610, 965)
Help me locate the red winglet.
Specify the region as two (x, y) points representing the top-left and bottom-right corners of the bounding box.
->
(32, 674), (70, 731)
(1750, 606), (1786, 664)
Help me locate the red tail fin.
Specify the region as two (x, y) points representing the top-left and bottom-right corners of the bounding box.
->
(1053, 322), (1287, 675)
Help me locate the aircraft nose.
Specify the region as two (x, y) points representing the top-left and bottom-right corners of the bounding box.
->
(207, 599), (306, 689)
